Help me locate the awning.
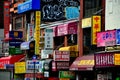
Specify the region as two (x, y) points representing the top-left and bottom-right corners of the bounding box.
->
(59, 45), (78, 51)
(69, 55), (94, 71)
(0, 54), (25, 69)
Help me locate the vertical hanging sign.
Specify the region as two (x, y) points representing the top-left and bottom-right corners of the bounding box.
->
(35, 11), (41, 55)
(92, 16), (101, 45)
(4, 1), (10, 38)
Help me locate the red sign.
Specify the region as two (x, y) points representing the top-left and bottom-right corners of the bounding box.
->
(4, 1), (10, 38)
(56, 61), (69, 70)
(54, 50), (70, 61)
(57, 22), (77, 36)
(95, 53), (114, 67)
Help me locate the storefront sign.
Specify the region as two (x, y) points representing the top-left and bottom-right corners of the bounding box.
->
(114, 54), (120, 65)
(9, 47), (22, 55)
(41, 50), (53, 59)
(59, 71), (75, 79)
(65, 7), (79, 19)
(15, 62), (26, 74)
(9, 39), (23, 47)
(27, 24), (34, 41)
(4, 1), (10, 38)
(35, 11), (41, 55)
(26, 60), (40, 70)
(82, 17), (91, 28)
(92, 16), (101, 45)
(18, 0), (40, 14)
(97, 30), (116, 47)
(116, 29), (120, 45)
(57, 22), (77, 36)
(45, 28), (53, 49)
(56, 62), (69, 70)
(54, 50), (70, 61)
(9, 31), (23, 39)
(95, 53), (114, 67)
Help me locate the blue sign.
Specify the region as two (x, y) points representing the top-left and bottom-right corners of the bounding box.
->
(18, 0), (40, 14)
(116, 29), (120, 45)
(65, 7), (79, 19)
(9, 31), (23, 39)
(9, 39), (23, 47)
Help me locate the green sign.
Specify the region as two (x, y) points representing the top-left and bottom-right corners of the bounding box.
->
(9, 47), (23, 54)
(59, 71), (75, 79)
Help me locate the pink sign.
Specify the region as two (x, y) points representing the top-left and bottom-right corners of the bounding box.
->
(105, 30), (116, 46)
(57, 22), (77, 36)
(68, 22), (77, 34)
(97, 31), (106, 47)
(97, 30), (116, 47)
(54, 50), (70, 61)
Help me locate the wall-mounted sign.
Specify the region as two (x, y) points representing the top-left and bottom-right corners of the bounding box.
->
(57, 22), (77, 36)
(56, 61), (69, 70)
(9, 39), (23, 47)
(54, 50), (70, 61)
(45, 28), (53, 49)
(18, 0), (40, 14)
(82, 17), (91, 28)
(65, 7), (79, 19)
(116, 29), (120, 45)
(9, 31), (23, 39)
(114, 53), (120, 65)
(4, 1), (10, 38)
(26, 60), (40, 70)
(95, 53), (114, 67)
(27, 24), (34, 41)
(59, 71), (75, 79)
(97, 30), (116, 47)
(15, 62), (26, 74)
(92, 16), (101, 45)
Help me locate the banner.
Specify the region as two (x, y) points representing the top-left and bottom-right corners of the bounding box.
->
(92, 16), (101, 45)
(35, 11), (41, 55)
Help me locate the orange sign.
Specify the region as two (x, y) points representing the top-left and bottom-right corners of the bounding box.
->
(114, 54), (120, 65)
(92, 16), (101, 45)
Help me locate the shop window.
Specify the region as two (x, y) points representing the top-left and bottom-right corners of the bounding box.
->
(54, 36), (64, 49)
(15, 17), (23, 30)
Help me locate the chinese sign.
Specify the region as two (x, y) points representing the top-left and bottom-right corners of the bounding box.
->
(15, 62), (26, 74)
(27, 24), (34, 41)
(95, 53), (114, 67)
(45, 28), (53, 49)
(114, 53), (120, 65)
(97, 30), (116, 47)
(35, 11), (41, 55)
(4, 1), (10, 38)
(65, 7), (79, 19)
(54, 50), (70, 61)
(92, 16), (101, 45)
(116, 29), (120, 45)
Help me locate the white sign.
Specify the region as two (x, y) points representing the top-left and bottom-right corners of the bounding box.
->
(41, 50), (53, 59)
(26, 60), (40, 70)
(27, 24), (34, 41)
(45, 29), (53, 49)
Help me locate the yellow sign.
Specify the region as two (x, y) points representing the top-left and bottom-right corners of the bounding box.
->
(82, 17), (91, 28)
(114, 54), (120, 65)
(78, 60), (94, 65)
(15, 62), (26, 74)
(35, 11), (41, 55)
(92, 16), (101, 45)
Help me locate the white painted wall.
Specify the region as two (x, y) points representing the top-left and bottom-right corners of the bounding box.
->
(105, 0), (120, 30)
